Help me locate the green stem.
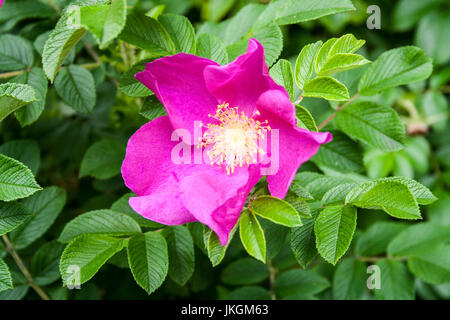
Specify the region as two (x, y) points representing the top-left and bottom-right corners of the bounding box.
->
(0, 70), (26, 79)
(1, 235), (50, 300)
(317, 93), (360, 130)
(267, 259), (277, 300)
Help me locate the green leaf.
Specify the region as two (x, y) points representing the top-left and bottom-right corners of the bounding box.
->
(80, 0), (127, 49)
(408, 244), (450, 285)
(55, 65), (96, 113)
(119, 60), (153, 97)
(0, 139), (40, 175)
(355, 221), (408, 256)
(270, 59), (294, 101)
(312, 131), (364, 173)
(303, 76), (349, 101)
(0, 0), (57, 32)
(11, 68), (48, 127)
(375, 259), (414, 300)
(111, 193), (164, 228)
(0, 34), (34, 72)
(250, 196), (301, 227)
(315, 38), (337, 73)
(314, 205), (357, 265)
(255, 0), (355, 28)
(10, 186), (66, 249)
(0, 83), (37, 122)
(321, 183), (359, 206)
(274, 269), (330, 298)
(162, 226), (195, 286)
(346, 180), (421, 220)
(328, 33), (365, 56)
(251, 23), (282, 67)
(59, 209), (141, 243)
(318, 53), (370, 76)
(196, 33), (228, 65)
(42, 11), (87, 82)
(290, 202), (320, 268)
(139, 96), (166, 120)
(294, 40), (322, 90)
(376, 177), (437, 205)
(295, 105), (318, 131)
(332, 258), (367, 299)
(288, 182), (314, 201)
(127, 232), (168, 294)
(0, 154), (41, 201)
(60, 234), (125, 286)
(392, 0), (443, 31)
(31, 241), (65, 286)
(358, 46), (433, 96)
(79, 139), (125, 179)
(0, 202), (31, 236)
(225, 286), (270, 300)
(336, 101), (406, 152)
(159, 14), (196, 54)
(239, 209), (266, 262)
(0, 258), (13, 293)
(284, 194), (311, 219)
(387, 222), (450, 257)
(415, 9), (450, 66)
(220, 257), (268, 285)
(223, 3), (266, 45)
(119, 13), (175, 55)
(203, 225), (236, 267)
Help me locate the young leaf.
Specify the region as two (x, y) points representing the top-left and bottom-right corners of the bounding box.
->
(59, 209), (141, 243)
(127, 232), (169, 294)
(328, 34), (365, 56)
(376, 176), (437, 205)
(346, 180), (421, 220)
(60, 234), (126, 286)
(162, 226), (195, 286)
(314, 205), (357, 265)
(295, 105), (318, 131)
(318, 53), (370, 76)
(375, 259), (414, 300)
(270, 59), (294, 101)
(314, 38), (337, 73)
(0, 154), (41, 201)
(335, 101), (406, 152)
(0, 83), (37, 122)
(159, 14), (196, 54)
(0, 34), (34, 72)
(42, 11), (87, 82)
(332, 258), (367, 300)
(196, 33), (228, 65)
(303, 76), (349, 101)
(0, 202), (31, 236)
(0, 258), (13, 293)
(79, 139), (125, 179)
(119, 13), (175, 55)
(250, 196), (301, 227)
(220, 258), (269, 285)
(239, 209), (266, 263)
(55, 65), (96, 113)
(358, 46), (433, 96)
(203, 225), (236, 267)
(294, 40), (322, 90)
(10, 186), (66, 250)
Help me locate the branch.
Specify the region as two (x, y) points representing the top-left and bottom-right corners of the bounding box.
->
(317, 93), (360, 130)
(267, 259), (277, 300)
(0, 70), (26, 79)
(1, 235), (50, 300)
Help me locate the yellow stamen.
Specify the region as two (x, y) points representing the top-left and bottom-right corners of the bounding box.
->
(199, 103), (270, 175)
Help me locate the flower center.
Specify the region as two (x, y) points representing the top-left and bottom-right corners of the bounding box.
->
(199, 103), (270, 175)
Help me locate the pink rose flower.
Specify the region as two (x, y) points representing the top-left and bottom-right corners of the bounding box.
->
(121, 38), (332, 246)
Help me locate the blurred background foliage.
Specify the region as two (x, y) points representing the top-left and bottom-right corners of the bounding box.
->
(0, 0), (449, 300)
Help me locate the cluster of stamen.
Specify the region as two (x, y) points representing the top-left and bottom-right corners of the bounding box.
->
(198, 103), (270, 175)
